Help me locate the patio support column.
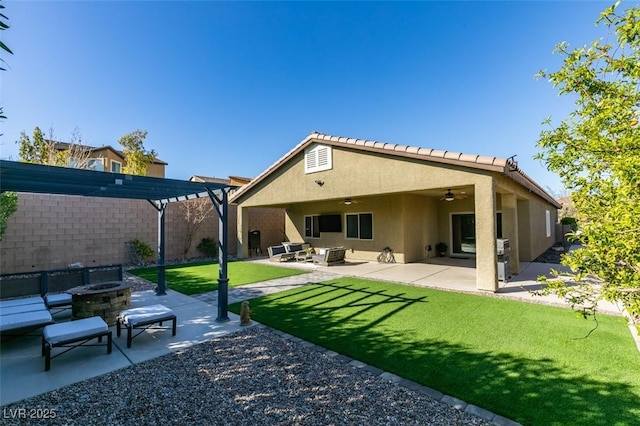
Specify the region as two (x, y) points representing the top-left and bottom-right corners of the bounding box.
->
(474, 179), (498, 292)
(208, 189), (230, 323)
(237, 205), (249, 259)
(501, 192), (520, 275)
(154, 201), (168, 296)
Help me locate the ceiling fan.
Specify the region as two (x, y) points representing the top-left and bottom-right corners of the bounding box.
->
(340, 198), (362, 205)
(440, 189), (468, 202)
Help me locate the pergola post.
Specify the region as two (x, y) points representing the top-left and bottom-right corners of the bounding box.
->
(209, 189), (230, 322)
(151, 200), (168, 296)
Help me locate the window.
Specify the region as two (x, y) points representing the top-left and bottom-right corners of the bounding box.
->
(546, 210), (551, 237)
(304, 215), (320, 238)
(111, 160), (122, 173)
(345, 213), (373, 240)
(304, 144), (332, 174)
(88, 158), (104, 172)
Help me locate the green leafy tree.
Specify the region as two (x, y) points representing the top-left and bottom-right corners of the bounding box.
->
(17, 126), (53, 164)
(535, 1), (640, 323)
(0, 191), (18, 240)
(0, 0), (13, 121)
(118, 130), (157, 175)
(0, 0), (17, 239)
(17, 126), (94, 168)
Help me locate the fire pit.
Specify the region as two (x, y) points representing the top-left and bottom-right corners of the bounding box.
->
(68, 282), (132, 326)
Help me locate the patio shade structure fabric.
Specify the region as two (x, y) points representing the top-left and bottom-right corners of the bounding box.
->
(0, 160), (236, 322)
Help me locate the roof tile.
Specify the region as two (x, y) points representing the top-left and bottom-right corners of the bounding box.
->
(444, 151), (463, 160)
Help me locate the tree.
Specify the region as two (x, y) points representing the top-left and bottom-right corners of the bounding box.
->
(17, 126), (96, 169)
(0, 0), (13, 121)
(179, 198), (214, 259)
(0, 191), (18, 240)
(0, 0), (17, 239)
(118, 130), (157, 175)
(535, 1), (640, 324)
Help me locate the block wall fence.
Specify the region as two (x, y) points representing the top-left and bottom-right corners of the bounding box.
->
(0, 193), (284, 274)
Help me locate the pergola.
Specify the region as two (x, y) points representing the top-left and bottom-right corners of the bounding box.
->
(0, 160), (236, 322)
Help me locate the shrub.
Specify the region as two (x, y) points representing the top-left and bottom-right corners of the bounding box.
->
(128, 238), (154, 265)
(197, 237), (218, 259)
(560, 217), (577, 225)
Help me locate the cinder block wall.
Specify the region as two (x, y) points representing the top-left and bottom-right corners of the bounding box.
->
(0, 193), (283, 274)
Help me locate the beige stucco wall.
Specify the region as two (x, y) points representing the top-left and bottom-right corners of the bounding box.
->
(234, 142), (558, 291)
(236, 146), (502, 264)
(0, 193), (282, 274)
(237, 146), (490, 208)
(283, 193), (439, 263)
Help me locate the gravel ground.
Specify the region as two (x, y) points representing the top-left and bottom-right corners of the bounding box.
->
(2, 326), (491, 426)
(533, 244), (570, 264)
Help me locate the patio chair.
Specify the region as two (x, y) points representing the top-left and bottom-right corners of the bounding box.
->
(312, 247), (346, 266)
(267, 245), (296, 262)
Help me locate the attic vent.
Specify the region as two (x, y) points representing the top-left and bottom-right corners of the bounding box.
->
(304, 144), (332, 174)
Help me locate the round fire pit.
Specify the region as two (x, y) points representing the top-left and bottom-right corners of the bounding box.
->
(68, 281), (132, 326)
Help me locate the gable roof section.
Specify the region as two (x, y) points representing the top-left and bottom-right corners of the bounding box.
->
(230, 131), (561, 208)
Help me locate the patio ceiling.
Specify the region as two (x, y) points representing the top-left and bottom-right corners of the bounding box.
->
(0, 160), (232, 203)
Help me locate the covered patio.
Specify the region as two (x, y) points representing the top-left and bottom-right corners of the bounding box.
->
(230, 132), (562, 294)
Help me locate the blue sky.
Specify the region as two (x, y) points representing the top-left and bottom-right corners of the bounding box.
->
(0, 1), (619, 194)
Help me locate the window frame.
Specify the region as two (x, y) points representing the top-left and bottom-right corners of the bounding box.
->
(88, 158), (104, 172)
(304, 215), (321, 239)
(545, 210), (551, 238)
(110, 160), (122, 173)
(345, 212), (373, 240)
(304, 144), (332, 174)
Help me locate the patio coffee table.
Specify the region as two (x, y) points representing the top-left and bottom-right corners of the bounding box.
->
(295, 251), (313, 262)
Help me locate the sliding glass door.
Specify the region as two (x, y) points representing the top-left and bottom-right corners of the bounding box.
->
(451, 213), (502, 256)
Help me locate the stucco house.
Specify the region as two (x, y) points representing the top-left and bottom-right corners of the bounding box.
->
(230, 132), (561, 292)
(53, 142), (167, 177)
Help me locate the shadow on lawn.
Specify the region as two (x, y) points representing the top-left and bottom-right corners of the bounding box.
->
(234, 281), (640, 425)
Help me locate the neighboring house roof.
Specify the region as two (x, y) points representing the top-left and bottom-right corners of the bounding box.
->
(189, 175), (231, 184)
(52, 142), (168, 165)
(230, 131), (561, 208)
(190, 175), (252, 186)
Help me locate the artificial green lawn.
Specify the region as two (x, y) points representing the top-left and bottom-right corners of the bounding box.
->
(229, 277), (640, 426)
(128, 261), (307, 295)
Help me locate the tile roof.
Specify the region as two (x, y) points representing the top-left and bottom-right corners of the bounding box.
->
(52, 142), (168, 165)
(230, 131), (560, 208)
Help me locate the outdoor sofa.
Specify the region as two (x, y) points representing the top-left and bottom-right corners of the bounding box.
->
(312, 247), (346, 266)
(267, 242), (307, 262)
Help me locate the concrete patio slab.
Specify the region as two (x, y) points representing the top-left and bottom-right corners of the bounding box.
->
(0, 289), (249, 406)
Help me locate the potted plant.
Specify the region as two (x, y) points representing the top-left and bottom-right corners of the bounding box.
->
(436, 242), (448, 257)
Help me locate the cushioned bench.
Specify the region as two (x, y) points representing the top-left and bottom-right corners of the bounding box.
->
(0, 296), (46, 309)
(116, 304), (176, 348)
(0, 297), (54, 336)
(42, 316), (112, 371)
(1, 302), (48, 316)
(0, 310), (54, 334)
(44, 293), (73, 314)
